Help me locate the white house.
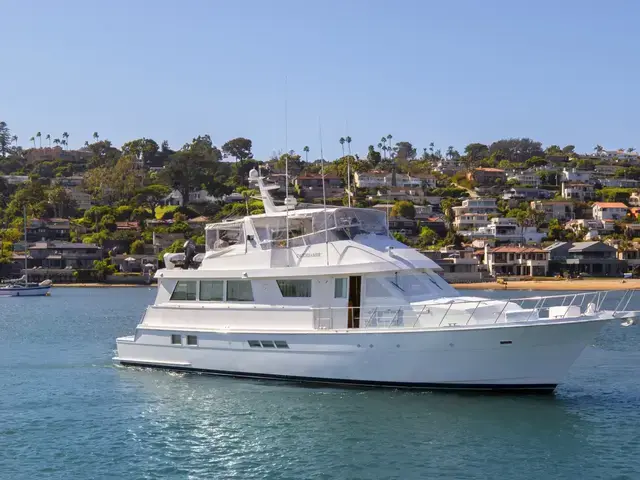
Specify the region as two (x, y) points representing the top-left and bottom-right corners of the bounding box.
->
(530, 201), (575, 221)
(1, 175), (29, 185)
(598, 178), (640, 189)
(561, 168), (593, 184)
(592, 202), (628, 221)
(507, 169), (540, 187)
(453, 213), (490, 231)
(561, 182), (595, 201)
(452, 198), (499, 217)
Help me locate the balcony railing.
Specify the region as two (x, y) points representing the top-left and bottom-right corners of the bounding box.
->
(312, 290), (633, 330)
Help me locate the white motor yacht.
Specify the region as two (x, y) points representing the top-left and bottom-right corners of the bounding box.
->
(115, 169), (638, 392)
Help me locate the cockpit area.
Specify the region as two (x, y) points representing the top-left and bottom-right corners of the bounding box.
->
(205, 207), (389, 253)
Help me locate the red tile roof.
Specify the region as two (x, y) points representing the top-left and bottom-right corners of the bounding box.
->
(593, 202), (628, 209)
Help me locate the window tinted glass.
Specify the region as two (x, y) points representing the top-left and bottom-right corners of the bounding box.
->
(170, 281), (197, 301)
(227, 280), (254, 301)
(334, 278), (347, 298)
(200, 280), (224, 301)
(277, 279), (312, 297)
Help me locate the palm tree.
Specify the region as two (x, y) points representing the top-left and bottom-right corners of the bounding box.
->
(429, 142), (435, 155)
(36, 132), (41, 148)
(303, 145), (309, 163)
(386, 134), (393, 152)
(628, 147), (636, 153)
(11, 135), (18, 146)
(62, 132), (69, 149)
(45, 134), (51, 147)
(380, 137), (387, 159)
(594, 144), (603, 154)
(61, 139), (68, 149)
(339, 137), (345, 158)
(446, 145), (454, 159)
(29, 136), (36, 148)
(53, 138), (61, 146)
(93, 132), (99, 143)
(84, 141), (90, 148)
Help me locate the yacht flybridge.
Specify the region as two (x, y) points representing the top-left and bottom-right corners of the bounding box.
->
(115, 169), (638, 392)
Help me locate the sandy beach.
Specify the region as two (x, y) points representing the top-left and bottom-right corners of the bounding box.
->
(452, 279), (640, 291)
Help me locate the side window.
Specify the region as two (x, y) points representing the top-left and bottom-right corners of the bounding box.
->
(227, 280), (254, 302)
(334, 278), (347, 298)
(170, 281), (197, 301)
(200, 280), (224, 301)
(364, 277), (389, 298)
(277, 279), (312, 298)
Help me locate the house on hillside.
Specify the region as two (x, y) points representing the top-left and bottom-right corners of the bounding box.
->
(19, 241), (102, 269)
(484, 246), (549, 277)
(388, 216), (417, 236)
(467, 168), (506, 186)
(26, 218), (71, 242)
(546, 241), (627, 276)
(530, 200), (575, 221)
(561, 182), (595, 201)
(592, 202), (628, 221)
(561, 168), (593, 184)
(506, 169), (540, 187)
(295, 174), (343, 200)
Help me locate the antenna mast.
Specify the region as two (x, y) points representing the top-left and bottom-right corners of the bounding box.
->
(319, 119), (329, 265)
(284, 76), (290, 251)
(346, 120), (352, 208)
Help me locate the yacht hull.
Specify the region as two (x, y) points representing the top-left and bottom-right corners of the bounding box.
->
(115, 317), (609, 392)
(0, 286), (50, 297)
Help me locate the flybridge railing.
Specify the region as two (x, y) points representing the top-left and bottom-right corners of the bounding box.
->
(312, 290), (636, 330)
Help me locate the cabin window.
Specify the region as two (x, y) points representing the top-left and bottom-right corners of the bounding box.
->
(260, 340), (276, 348)
(199, 280), (224, 301)
(334, 278), (347, 298)
(365, 277), (389, 298)
(186, 335), (198, 346)
(248, 340), (261, 348)
(171, 334), (182, 345)
(274, 340), (289, 349)
(170, 281), (197, 301)
(227, 280), (254, 302)
(277, 279), (312, 298)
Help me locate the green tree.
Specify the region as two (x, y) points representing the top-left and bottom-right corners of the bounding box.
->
(134, 184), (171, 218)
(0, 122), (11, 157)
(121, 138), (159, 166)
(440, 198), (457, 228)
(395, 141), (416, 160)
(47, 185), (75, 218)
(161, 135), (231, 203)
(130, 239), (145, 254)
(303, 145), (310, 163)
(92, 258), (116, 280)
(390, 201), (416, 219)
(221, 137), (253, 163)
(417, 226), (437, 247)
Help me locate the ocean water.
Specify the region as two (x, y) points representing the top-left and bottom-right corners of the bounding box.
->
(1, 288), (639, 480)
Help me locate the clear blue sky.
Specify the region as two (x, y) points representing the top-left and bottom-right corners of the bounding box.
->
(3, 0), (640, 160)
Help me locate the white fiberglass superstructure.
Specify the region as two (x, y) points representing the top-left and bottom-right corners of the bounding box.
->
(115, 169), (638, 392)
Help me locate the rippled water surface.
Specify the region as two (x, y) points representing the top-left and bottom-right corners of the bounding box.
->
(1, 288), (639, 479)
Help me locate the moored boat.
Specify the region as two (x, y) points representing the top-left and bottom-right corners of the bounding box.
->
(114, 169), (638, 391)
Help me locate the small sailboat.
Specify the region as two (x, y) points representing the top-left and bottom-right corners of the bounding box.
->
(0, 208), (52, 297)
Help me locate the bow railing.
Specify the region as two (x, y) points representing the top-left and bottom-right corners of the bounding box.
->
(312, 290), (635, 330)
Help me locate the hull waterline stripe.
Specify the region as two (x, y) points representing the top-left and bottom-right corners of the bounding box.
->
(116, 361), (557, 393)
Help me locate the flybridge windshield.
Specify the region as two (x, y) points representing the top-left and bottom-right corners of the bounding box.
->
(253, 208), (388, 249)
